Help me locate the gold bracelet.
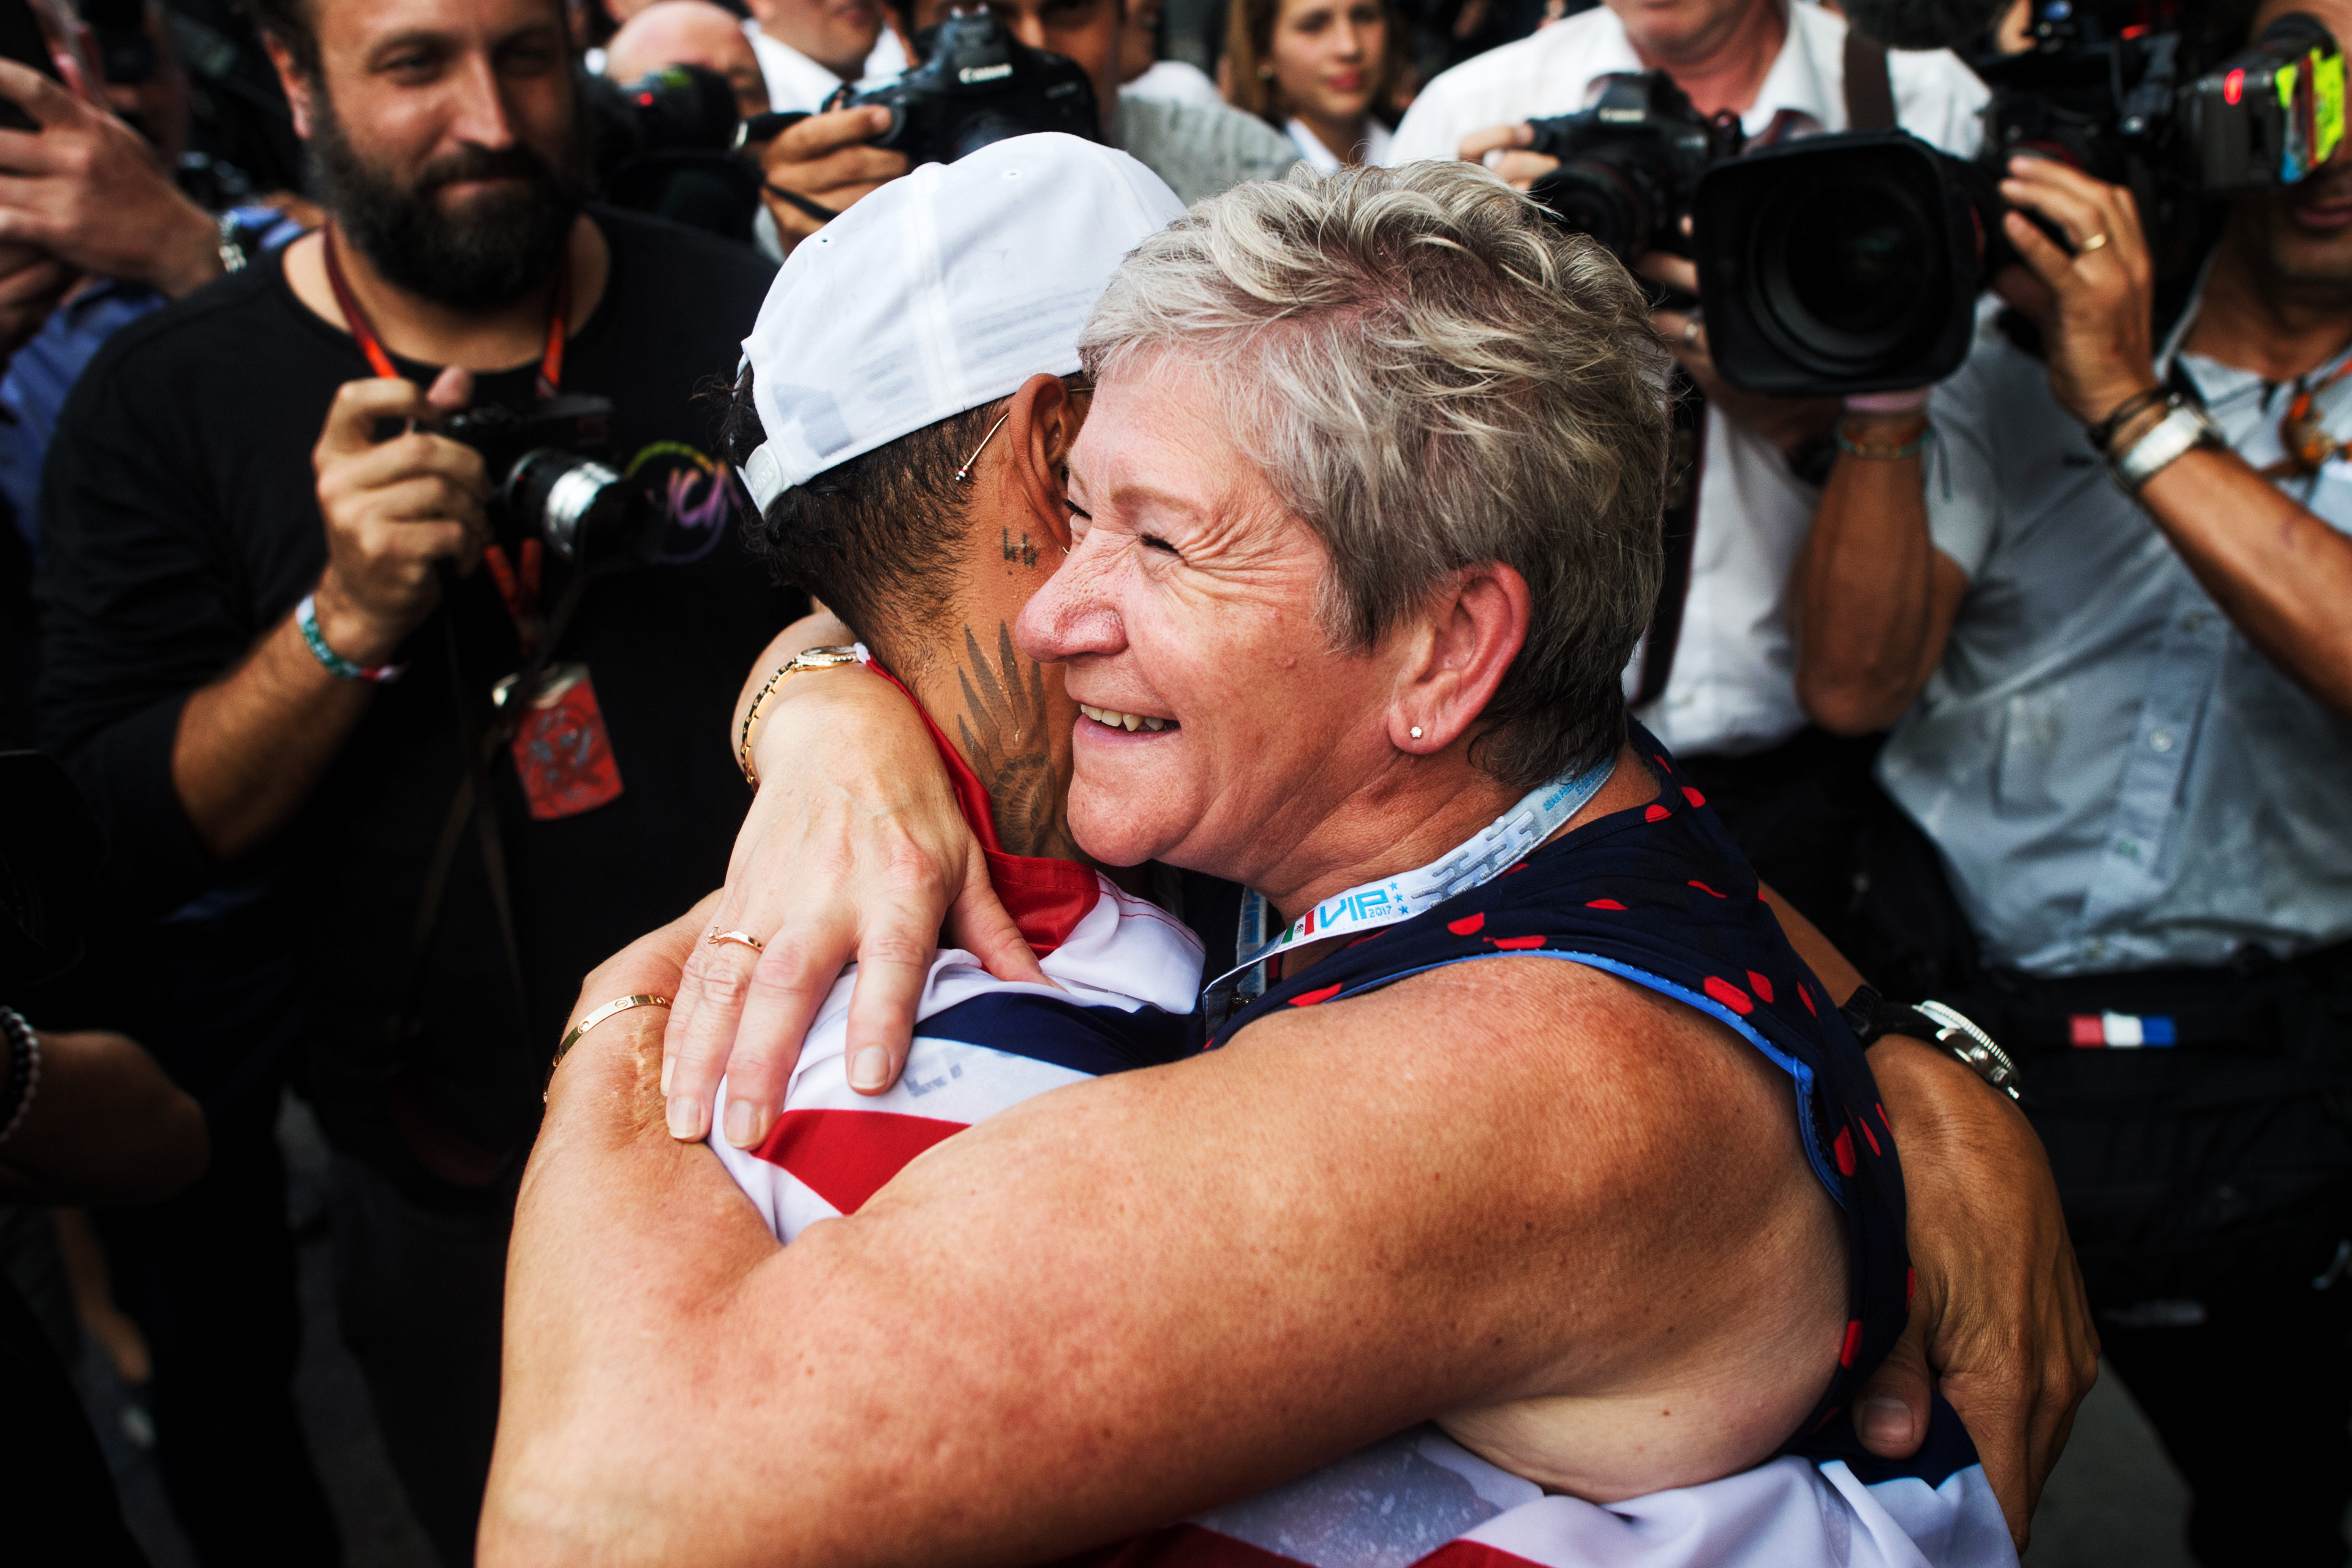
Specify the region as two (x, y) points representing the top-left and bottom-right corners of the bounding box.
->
(549, 994), (672, 1086)
(738, 645), (861, 787)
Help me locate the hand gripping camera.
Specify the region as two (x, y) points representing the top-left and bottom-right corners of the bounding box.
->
(837, 7), (1102, 168)
(1522, 72), (1746, 263)
(1692, 7), (2349, 395)
(441, 396), (663, 573)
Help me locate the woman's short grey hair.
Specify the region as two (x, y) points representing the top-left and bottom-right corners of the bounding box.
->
(1079, 161), (1669, 787)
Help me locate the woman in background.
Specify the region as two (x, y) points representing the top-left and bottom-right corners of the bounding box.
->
(1223, 0), (1402, 170)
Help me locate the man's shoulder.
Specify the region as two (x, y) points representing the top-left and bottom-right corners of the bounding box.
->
(1414, 10), (1624, 114)
(63, 260), (306, 414)
(1116, 92), (1303, 204)
(596, 206), (778, 301)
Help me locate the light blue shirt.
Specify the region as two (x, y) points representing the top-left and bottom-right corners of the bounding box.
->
(1881, 294), (2352, 977)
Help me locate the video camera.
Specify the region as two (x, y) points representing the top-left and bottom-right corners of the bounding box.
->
(442, 396), (664, 573)
(1689, 5), (2347, 395)
(741, 8), (1100, 170)
(586, 63), (763, 242)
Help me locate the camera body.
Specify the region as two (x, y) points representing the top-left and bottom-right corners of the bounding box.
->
(1524, 73), (1742, 261)
(844, 8), (1101, 169)
(1695, 9), (2349, 395)
(442, 395), (662, 572)
(585, 64), (762, 242)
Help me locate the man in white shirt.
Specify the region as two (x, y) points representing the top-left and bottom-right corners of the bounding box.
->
(742, 0), (909, 112)
(1386, 0), (1986, 936)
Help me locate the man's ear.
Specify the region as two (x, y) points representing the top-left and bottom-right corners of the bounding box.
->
(1387, 563), (1532, 757)
(260, 33), (316, 139)
(996, 372), (1084, 554)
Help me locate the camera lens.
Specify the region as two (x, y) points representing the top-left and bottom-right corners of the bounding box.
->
(1530, 160), (1655, 262)
(1749, 174), (1938, 376)
(507, 450), (653, 566)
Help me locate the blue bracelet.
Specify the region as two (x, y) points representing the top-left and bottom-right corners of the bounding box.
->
(297, 593), (407, 683)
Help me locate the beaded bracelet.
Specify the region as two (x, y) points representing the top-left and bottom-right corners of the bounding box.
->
(0, 1005), (41, 1146)
(297, 593), (408, 683)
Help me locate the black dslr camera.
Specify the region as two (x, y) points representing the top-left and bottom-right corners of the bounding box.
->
(1693, 6), (2348, 395)
(1523, 73), (1745, 262)
(442, 396), (664, 572)
(586, 64), (762, 242)
(843, 7), (1101, 166)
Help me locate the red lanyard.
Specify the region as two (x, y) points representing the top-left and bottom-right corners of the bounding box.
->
(320, 223), (571, 649)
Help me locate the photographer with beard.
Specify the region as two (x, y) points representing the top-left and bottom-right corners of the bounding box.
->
(1795, 0), (2352, 1557)
(33, 0), (794, 1561)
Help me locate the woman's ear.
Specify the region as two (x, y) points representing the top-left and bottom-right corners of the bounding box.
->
(1388, 563), (1532, 755)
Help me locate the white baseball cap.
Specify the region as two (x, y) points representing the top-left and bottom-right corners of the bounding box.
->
(738, 133), (1187, 512)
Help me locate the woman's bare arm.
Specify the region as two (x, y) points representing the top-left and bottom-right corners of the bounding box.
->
(488, 915), (1826, 1568)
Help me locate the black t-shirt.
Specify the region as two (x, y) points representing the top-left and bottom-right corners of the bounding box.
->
(35, 210), (800, 1193)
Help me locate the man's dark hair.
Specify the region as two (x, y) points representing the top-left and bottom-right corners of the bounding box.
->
(241, 0), (319, 81)
(722, 365), (1002, 657)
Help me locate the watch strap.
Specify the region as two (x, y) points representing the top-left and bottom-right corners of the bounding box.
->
(1840, 986), (2023, 1101)
(2111, 399), (2224, 494)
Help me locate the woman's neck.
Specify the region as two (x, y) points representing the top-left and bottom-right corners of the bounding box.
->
(1295, 108), (1370, 166)
(1260, 740), (1651, 944)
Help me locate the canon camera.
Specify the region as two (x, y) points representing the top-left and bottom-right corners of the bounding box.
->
(837, 7), (1101, 167)
(442, 396), (663, 573)
(586, 63), (762, 242)
(1693, 6), (2348, 394)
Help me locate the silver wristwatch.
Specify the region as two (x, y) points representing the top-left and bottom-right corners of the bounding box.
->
(2110, 396), (2226, 494)
(1841, 988), (2023, 1102)
(1907, 999), (2022, 1102)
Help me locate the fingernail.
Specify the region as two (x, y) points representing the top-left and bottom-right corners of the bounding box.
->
(666, 1094), (704, 1140)
(660, 1055), (674, 1095)
(1861, 1395), (1914, 1446)
(850, 1047), (890, 1092)
(724, 1097), (761, 1148)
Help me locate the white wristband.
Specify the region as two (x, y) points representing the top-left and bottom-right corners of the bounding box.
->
(2110, 403), (2223, 495)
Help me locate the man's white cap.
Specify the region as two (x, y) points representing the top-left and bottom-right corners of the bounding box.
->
(738, 133), (1186, 512)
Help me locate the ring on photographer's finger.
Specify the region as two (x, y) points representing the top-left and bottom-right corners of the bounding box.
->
(2077, 231), (2110, 254)
(708, 929), (765, 953)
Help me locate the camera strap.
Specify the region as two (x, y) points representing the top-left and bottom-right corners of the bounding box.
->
(322, 223), (587, 1054)
(1632, 367), (1705, 708)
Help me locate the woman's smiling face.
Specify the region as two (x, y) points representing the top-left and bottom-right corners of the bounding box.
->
(1015, 359), (1410, 889)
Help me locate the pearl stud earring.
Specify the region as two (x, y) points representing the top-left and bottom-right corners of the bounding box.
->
(1409, 726), (1423, 739)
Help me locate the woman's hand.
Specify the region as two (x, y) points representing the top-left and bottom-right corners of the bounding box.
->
(1859, 1035), (2099, 1552)
(1995, 155), (2161, 430)
(659, 618), (1043, 1152)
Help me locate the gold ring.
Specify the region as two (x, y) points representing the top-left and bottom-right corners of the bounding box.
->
(2078, 231), (2110, 254)
(707, 929), (765, 953)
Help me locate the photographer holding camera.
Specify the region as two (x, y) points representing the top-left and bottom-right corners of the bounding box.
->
(1381, 0), (1984, 926)
(755, 0), (1299, 253)
(33, 0), (796, 1560)
(1795, 3), (2352, 1559)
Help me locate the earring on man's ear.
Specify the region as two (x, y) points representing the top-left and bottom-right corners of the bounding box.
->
(1409, 726), (1424, 740)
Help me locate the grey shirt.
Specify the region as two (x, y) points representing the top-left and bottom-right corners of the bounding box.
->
(1881, 294), (2352, 977)
(1113, 89), (1303, 207)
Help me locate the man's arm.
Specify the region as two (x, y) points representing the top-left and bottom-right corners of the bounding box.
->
(1791, 407), (1972, 734)
(0, 1028), (208, 1205)
(0, 59), (223, 301)
(1993, 156), (2352, 718)
(170, 371), (487, 860)
(490, 914), (1830, 1566)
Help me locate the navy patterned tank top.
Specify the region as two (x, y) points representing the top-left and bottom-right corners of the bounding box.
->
(1207, 724), (1923, 1454)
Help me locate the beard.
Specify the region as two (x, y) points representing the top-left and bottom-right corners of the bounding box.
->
(308, 87), (588, 313)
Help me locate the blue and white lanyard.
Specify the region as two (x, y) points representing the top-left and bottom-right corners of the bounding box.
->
(1205, 757), (1617, 1012)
